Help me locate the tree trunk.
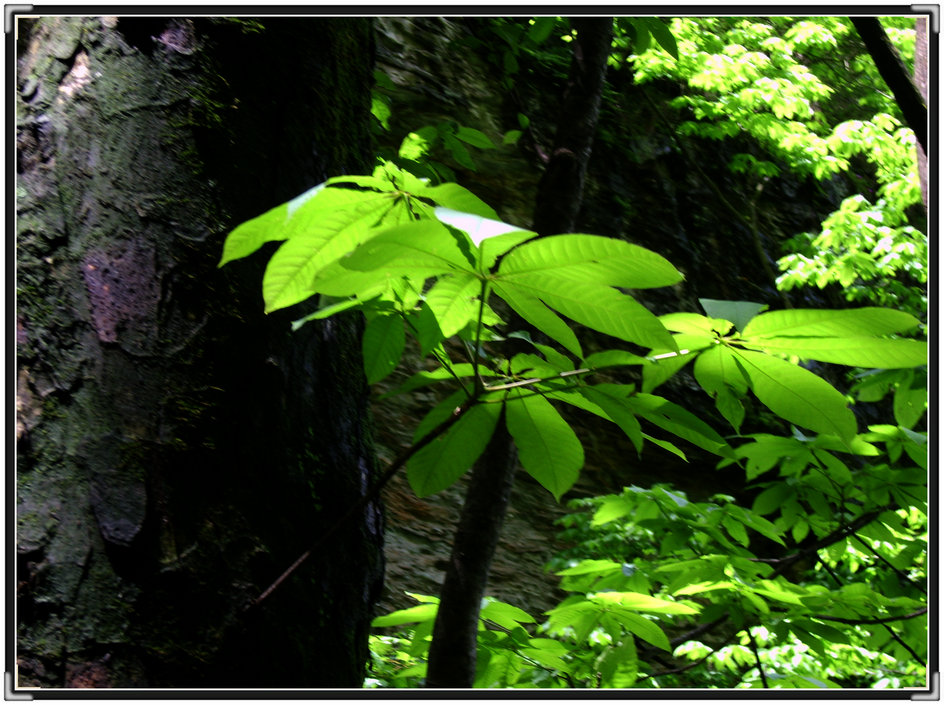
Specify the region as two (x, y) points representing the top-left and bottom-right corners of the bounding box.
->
(423, 18), (613, 689)
(850, 17), (927, 152)
(16, 16), (382, 689)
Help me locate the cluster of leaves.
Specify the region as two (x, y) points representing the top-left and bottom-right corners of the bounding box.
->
(628, 17), (926, 315)
(219, 160), (927, 689)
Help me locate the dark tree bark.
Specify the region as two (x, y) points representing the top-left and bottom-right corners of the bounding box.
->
(16, 16), (382, 689)
(850, 17), (927, 152)
(424, 18), (613, 689)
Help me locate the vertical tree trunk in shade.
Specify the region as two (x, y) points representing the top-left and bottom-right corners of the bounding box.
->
(16, 16), (383, 689)
(913, 16), (929, 212)
(424, 18), (613, 689)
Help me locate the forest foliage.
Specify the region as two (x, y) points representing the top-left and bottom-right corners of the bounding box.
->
(221, 15), (927, 690)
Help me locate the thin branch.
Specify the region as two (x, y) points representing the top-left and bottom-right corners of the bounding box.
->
(813, 607), (927, 626)
(247, 396), (476, 610)
(882, 623), (923, 663)
(747, 628), (769, 688)
(850, 533), (927, 595)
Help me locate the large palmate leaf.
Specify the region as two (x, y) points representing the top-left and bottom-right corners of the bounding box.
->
(742, 307), (923, 338)
(261, 190), (398, 312)
(407, 401), (501, 496)
(732, 348), (858, 441)
(499, 234), (683, 289)
(495, 274), (674, 350)
(505, 390), (583, 501)
(739, 336), (927, 369)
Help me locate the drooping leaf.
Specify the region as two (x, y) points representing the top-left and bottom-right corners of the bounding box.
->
(739, 336), (927, 368)
(699, 298), (768, 332)
(505, 389), (583, 500)
(492, 281), (583, 357)
(371, 602), (439, 627)
(499, 234), (683, 289)
(742, 307), (922, 338)
(497, 274), (675, 350)
(628, 393), (735, 458)
(644, 17), (679, 59)
(341, 219), (476, 275)
(454, 125), (496, 150)
(693, 344), (750, 431)
(732, 348), (857, 441)
(580, 386), (644, 454)
(609, 612), (671, 651)
(261, 191), (396, 312)
(362, 314), (405, 384)
(423, 274), (483, 339)
(407, 401), (501, 496)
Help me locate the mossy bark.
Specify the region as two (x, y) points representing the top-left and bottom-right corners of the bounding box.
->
(16, 16), (382, 688)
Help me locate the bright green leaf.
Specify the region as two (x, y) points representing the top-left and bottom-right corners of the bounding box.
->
(363, 314), (405, 384)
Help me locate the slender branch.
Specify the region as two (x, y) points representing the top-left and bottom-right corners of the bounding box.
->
(247, 396), (476, 610)
(747, 628), (769, 688)
(483, 367), (591, 392)
(882, 623), (923, 662)
(813, 607), (927, 626)
(850, 533), (927, 595)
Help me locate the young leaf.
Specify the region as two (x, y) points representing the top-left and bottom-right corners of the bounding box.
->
(505, 389), (583, 500)
(362, 314), (405, 384)
(731, 348), (857, 441)
(407, 401), (501, 496)
(741, 307), (922, 338)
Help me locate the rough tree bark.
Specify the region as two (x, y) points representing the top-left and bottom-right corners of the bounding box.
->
(16, 16), (382, 689)
(424, 18), (614, 689)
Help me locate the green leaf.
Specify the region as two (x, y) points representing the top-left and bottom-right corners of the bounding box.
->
(371, 603), (438, 627)
(341, 219), (476, 275)
(742, 307), (922, 338)
(590, 591), (700, 616)
(628, 393), (735, 458)
(497, 274), (674, 350)
(407, 401), (501, 496)
(505, 389), (583, 500)
(732, 349), (857, 441)
(527, 17), (558, 44)
(610, 612), (671, 651)
(420, 184), (499, 219)
(455, 125), (496, 150)
(580, 386), (643, 454)
(752, 483), (794, 516)
(740, 336), (927, 368)
(363, 314), (405, 384)
(492, 281), (583, 357)
(699, 298), (768, 331)
(660, 312), (731, 336)
(894, 372), (927, 428)
(424, 274), (482, 338)
(442, 133), (476, 170)
(261, 191), (395, 312)
(644, 17), (679, 59)
(480, 598), (536, 629)
(500, 234), (683, 289)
